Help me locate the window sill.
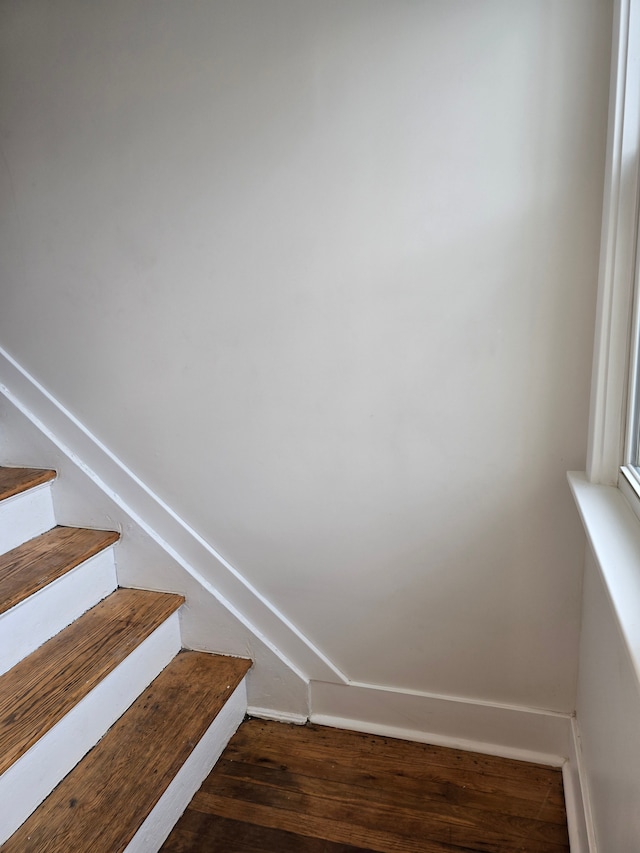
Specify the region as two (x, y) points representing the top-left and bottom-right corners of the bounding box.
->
(568, 471), (640, 686)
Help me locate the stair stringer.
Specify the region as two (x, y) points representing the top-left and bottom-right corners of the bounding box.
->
(0, 358), (348, 719)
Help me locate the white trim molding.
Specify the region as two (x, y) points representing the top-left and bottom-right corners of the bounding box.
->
(563, 719), (598, 853)
(0, 344), (346, 687)
(310, 680), (572, 768)
(246, 706), (308, 726)
(586, 0), (640, 485)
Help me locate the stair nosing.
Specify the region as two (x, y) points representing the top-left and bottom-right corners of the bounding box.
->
(0, 526), (120, 618)
(0, 468), (56, 502)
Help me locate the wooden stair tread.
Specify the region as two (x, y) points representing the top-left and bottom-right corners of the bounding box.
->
(1, 651), (252, 853)
(0, 467), (56, 502)
(0, 526), (120, 616)
(0, 588), (184, 775)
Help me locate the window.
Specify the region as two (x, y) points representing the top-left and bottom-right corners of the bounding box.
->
(587, 0), (640, 506)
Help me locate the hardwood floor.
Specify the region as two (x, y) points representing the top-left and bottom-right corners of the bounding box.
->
(161, 719), (570, 853)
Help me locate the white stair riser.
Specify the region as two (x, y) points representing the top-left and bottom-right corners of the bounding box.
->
(0, 547), (118, 676)
(0, 610), (182, 845)
(0, 484), (55, 554)
(126, 678), (248, 853)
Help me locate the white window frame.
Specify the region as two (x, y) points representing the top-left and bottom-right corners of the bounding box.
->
(621, 245), (640, 503)
(587, 0), (640, 499)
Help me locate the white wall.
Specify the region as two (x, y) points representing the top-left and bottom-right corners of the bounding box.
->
(0, 1), (611, 712)
(575, 548), (640, 851)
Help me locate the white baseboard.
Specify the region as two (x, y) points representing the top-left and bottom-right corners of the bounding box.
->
(310, 680), (572, 766)
(0, 345), (342, 687)
(563, 717), (597, 853)
(246, 706), (308, 725)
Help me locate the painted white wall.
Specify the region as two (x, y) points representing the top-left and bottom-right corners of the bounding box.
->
(575, 547), (640, 851)
(0, 0), (611, 712)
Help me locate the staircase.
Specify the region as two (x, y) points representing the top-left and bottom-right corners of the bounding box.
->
(0, 465), (252, 852)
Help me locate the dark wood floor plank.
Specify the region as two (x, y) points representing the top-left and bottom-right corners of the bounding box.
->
(187, 792), (510, 853)
(217, 748), (566, 826)
(163, 813), (378, 853)
(0, 588), (183, 774)
(231, 721), (564, 792)
(0, 526), (119, 616)
(192, 781), (568, 853)
(163, 719), (570, 853)
(0, 466), (56, 501)
(223, 723), (566, 815)
(209, 759), (569, 846)
(1, 652), (252, 853)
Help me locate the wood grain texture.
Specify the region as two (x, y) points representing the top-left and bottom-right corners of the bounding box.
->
(163, 814), (378, 853)
(203, 759), (568, 844)
(0, 587), (183, 774)
(162, 719), (570, 853)
(232, 721), (567, 789)
(0, 526), (119, 616)
(221, 735), (566, 824)
(1, 651), (251, 853)
(0, 467), (56, 501)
